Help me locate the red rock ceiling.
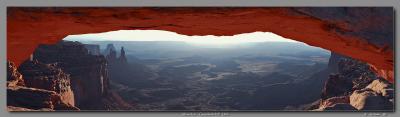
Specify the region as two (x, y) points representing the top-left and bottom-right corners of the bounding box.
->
(7, 7), (394, 82)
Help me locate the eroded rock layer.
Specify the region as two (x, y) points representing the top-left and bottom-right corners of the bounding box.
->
(310, 55), (394, 111)
(7, 41), (132, 111)
(31, 41), (110, 109)
(7, 86), (79, 111)
(7, 7), (394, 82)
(7, 60), (79, 111)
(18, 60), (75, 106)
(7, 61), (24, 87)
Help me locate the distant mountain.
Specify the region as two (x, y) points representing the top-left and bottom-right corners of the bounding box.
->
(78, 41), (330, 60)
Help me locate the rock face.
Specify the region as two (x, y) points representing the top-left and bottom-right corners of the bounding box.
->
(321, 74), (353, 100)
(84, 44), (101, 55)
(7, 41), (132, 111)
(7, 60), (78, 111)
(320, 53), (376, 100)
(103, 44), (117, 56)
(348, 78), (394, 111)
(320, 103), (357, 111)
(7, 7), (394, 83)
(119, 47), (128, 64)
(7, 61), (24, 87)
(319, 96), (350, 109)
(18, 60), (75, 106)
(7, 86), (79, 111)
(350, 89), (393, 110)
(311, 54), (394, 111)
(32, 41), (110, 109)
(315, 96), (357, 111)
(366, 79), (394, 98)
(326, 53), (344, 73)
(105, 45), (137, 87)
(7, 106), (51, 111)
(105, 44), (127, 65)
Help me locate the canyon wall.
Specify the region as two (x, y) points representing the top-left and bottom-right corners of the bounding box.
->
(7, 61), (24, 87)
(31, 41), (110, 109)
(309, 53), (394, 111)
(6, 7), (394, 82)
(18, 60), (75, 106)
(7, 61), (79, 111)
(7, 41), (132, 111)
(84, 44), (101, 55)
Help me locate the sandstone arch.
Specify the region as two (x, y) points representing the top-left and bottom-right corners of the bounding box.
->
(7, 7), (394, 82)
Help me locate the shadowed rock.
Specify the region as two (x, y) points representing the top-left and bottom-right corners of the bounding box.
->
(321, 74), (353, 99)
(7, 61), (24, 87)
(319, 96), (350, 109)
(350, 89), (393, 110)
(311, 56), (393, 111)
(18, 60), (75, 106)
(29, 41), (136, 110)
(321, 103), (357, 111)
(84, 44), (101, 55)
(32, 41), (110, 109)
(366, 79), (394, 98)
(7, 86), (79, 111)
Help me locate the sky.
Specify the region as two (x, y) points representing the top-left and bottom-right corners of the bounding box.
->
(63, 30), (302, 46)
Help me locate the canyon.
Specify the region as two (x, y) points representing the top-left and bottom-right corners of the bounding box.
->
(7, 40), (394, 111)
(6, 7), (395, 111)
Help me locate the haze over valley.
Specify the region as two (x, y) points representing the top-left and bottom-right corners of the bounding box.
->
(78, 40), (331, 110)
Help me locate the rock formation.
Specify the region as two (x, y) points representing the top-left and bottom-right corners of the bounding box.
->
(7, 86), (79, 111)
(349, 78), (394, 111)
(315, 96), (357, 111)
(104, 44), (117, 57)
(23, 41), (133, 110)
(7, 7), (394, 83)
(310, 55), (394, 111)
(7, 60), (79, 111)
(321, 74), (353, 100)
(7, 61), (24, 87)
(84, 44), (101, 55)
(119, 47), (128, 64)
(18, 60), (75, 106)
(105, 45), (128, 65)
(365, 79), (394, 98)
(105, 45), (134, 86)
(5, 7), (395, 111)
(349, 88), (392, 110)
(317, 104), (357, 111)
(7, 41), (135, 111)
(31, 41), (110, 109)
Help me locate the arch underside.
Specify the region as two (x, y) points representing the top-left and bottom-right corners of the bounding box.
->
(7, 7), (394, 82)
